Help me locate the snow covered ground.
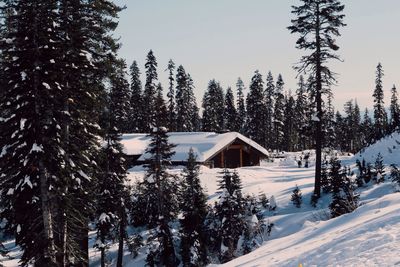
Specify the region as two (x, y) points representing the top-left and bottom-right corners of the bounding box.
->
(1, 149), (400, 267)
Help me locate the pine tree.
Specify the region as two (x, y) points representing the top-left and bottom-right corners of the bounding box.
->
(246, 71), (266, 146)
(166, 59), (176, 131)
(202, 80), (225, 132)
(283, 92), (296, 151)
(390, 164), (400, 190)
(374, 152), (385, 184)
(390, 85), (400, 132)
(264, 72), (275, 149)
(129, 60), (145, 132)
(373, 63), (388, 140)
(215, 170), (245, 263)
(361, 108), (373, 146)
(108, 59), (130, 133)
(236, 78), (247, 134)
(291, 185), (303, 208)
(96, 60), (130, 267)
(155, 83), (168, 128)
(294, 75), (308, 150)
(179, 149), (209, 267)
(0, 0), (124, 265)
(176, 66), (199, 132)
(273, 74), (285, 151)
(143, 50), (159, 132)
(139, 125), (179, 265)
(324, 92), (336, 149)
(224, 87), (238, 131)
(329, 159), (359, 218)
(288, 0), (346, 198)
(321, 158), (331, 193)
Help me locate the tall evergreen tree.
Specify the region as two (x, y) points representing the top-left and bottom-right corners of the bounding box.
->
(294, 75), (308, 150)
(236, 78), (247, 134)
(166, 59), (176, 131)
(202, 80), (225, 132)
(129, 60), (145, 133)
(179, 149), (209, 267)
(95, 59), (130, 267)
(283, 93), (296, 151)
(390, 85), (400, 132)
(288, 0), (346, 198)
(140, 125), (179, 266)
(246, 71), (266, 146)
(215, 170), (245, 263)
(361, 108), (374, 146)
(0, 0), (124, 265)
(373, 63), (388, 140)
(264, 71), (275, 149)
(175, 66), (199, 132)
(143, 50), (158, 132)
(273, 74), (285, 150)
(224, 87), (238, 131)
(108, 59), (130, 133)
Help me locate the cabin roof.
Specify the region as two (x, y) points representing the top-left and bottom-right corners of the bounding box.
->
(121, 132), (269, 162)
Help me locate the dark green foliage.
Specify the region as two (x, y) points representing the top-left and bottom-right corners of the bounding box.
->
(139, 126), (179, 265)
(288, 0), (346, 198)
(373, 63), (388, 140)
(374, 153), (385, 184)
(264, 72), (275, 149)
(127, 234), (144, 258)
(179, 149), (209, 267)
(155, 83), (168, 128)
(95, 57), (130, 267)
(294, 75), (309, 151)
(390, 85), (400, 132)
(246, 71), (266, 147)
(321, 159), (331, 193)
(283, 93), (296, 151)
(202, 80), (225, 132)
(175, 66), (200, 132)
(291, 185), (302, 208)
(166, 59), (176, 131)
(390, 164), (400, 189)
(258, 193), (269, 209)
(236, 78), (247, 134)
(224, 87), (238, 132)
(273, 74), (285, 150)
(215, 170), (245, 263)
(329, 158), (359, 218)
(129, 60), (146, 133)
(143, 50), (159, 132)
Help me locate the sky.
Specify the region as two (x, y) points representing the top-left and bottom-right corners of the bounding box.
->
(113, 0), (400, 112)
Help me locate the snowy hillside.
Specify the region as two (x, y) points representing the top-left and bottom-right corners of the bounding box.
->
(355, 132), (400, 165)
(2, 152), (399, 267)
(98, 152), (400, 266)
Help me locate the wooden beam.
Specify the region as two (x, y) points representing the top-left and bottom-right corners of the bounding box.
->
(221, 150), (225, 168)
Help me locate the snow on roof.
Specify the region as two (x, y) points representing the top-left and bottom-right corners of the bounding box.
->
(121, 132), (269, 162)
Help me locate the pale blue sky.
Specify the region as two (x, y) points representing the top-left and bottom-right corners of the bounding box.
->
(114, 0), (400, 112)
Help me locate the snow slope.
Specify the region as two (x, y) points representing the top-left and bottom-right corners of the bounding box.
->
(2, 152), (399, 267)
(355, 132), (400, 165)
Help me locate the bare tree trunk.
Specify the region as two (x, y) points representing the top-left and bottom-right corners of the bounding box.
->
(116, 206), (125, 267)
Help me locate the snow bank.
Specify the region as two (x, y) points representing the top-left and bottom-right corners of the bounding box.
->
(354, 132), (400, 165)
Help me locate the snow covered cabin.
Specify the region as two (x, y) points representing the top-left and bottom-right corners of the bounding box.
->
(121, 132), (269, 168)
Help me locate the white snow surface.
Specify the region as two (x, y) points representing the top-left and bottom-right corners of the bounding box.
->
(354, 132), (400, 165)
(2, 151), (400, 267)
(120, 132), (269, 162)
